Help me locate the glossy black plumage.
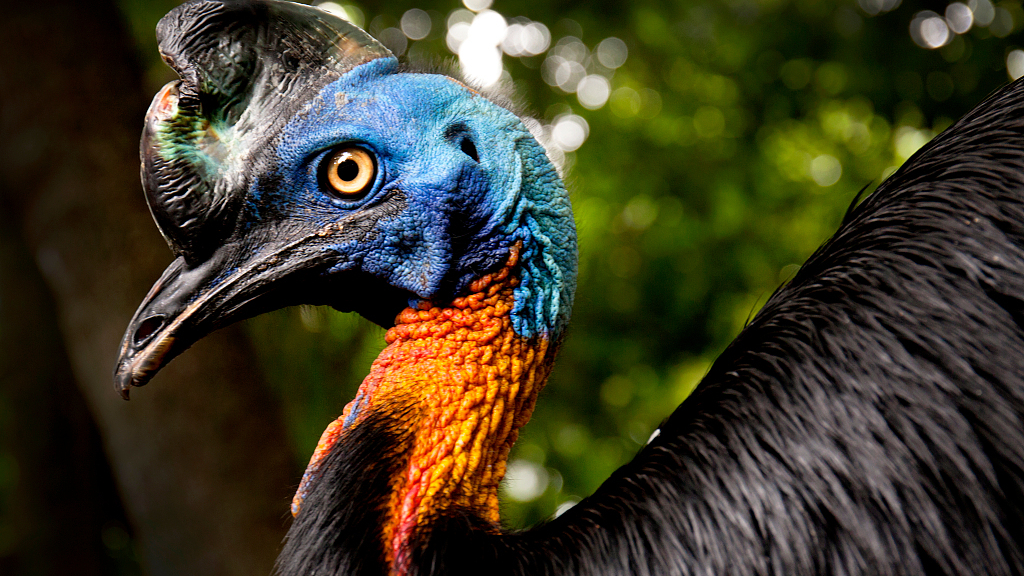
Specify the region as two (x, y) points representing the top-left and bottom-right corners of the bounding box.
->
(279, 78), (1024, 575)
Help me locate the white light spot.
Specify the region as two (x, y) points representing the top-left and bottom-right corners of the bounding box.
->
(577, 75), (611, 109)
(455, 10), (508, 87)
(504, 21), (551, 57)
(463, 0), (492, 12)
(503, 459), (549, 502)
(969, 0), (995, 26)
(446, 21), (471, 53)
(857, 0), (902, 16)
(315, 2), (364, 28)
(447, 8), (475, 28)
(596, 37), (628, 69)
(541, 55), (565, 86)
(555, 499), (579, 518)
(400, 9), (432, 40)
(470, 10), (507, 44)
(945, 3), (974, 33)
(911, 13), (950, 48)
(558, 60), (587, 92)
(1008, 50), (1024, 80)
(542, 55), (586, 92)
(810, 154), (842, 186)
(551, 114), (589, 151)
(646, 428), (661, 445)
(459, 42), (503, 87)
(378, 27), (408, 56)
(522, 22), (551, 55)
(502, 23), (525, 56)
(552, 36), (588, 63)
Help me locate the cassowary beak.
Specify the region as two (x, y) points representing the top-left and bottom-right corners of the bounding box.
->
(114, 220), (411, 399)
(115, 0), (402, 399)
(113, 237), (326, 399)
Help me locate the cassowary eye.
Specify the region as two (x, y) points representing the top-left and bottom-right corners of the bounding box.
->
(321, 147), (376, 198)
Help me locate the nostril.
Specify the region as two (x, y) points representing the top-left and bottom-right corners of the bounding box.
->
(134, 315), (166, 347)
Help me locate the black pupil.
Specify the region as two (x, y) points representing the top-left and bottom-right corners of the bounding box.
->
(337, 158), (360, 182)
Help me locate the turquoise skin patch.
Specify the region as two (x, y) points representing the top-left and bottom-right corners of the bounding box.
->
(263, 59), (577, 339)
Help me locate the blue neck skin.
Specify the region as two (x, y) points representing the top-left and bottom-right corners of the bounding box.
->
(257, 58), (577, 340)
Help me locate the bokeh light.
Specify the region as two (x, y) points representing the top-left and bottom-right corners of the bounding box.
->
(969, 0), (995, 26)
(551, 114), (589, 151)
(377, 27), (407, 56)
(577, 75), (611, 109)
(455, 10), (508, 87)
(944, 3), (973, 33)
(911, 11), (950, 49)
(313, 1), (364, 28)
(809, 155), (843, 187)
(857, 0), (902, 16)
(502, 460), (550, 502)
(989, 6), (1015, 37)
(400, 9), (431, 40)
(595, 37), (628, 69)
(436, 4), (632, 152)
(462, 0), (492, 12)
(1008, 50), (1024, 80)
(863, 0), (1013, 49)
(502, 20), (551, 57)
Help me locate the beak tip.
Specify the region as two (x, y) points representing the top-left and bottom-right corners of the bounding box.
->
(114, 363), (139, 400)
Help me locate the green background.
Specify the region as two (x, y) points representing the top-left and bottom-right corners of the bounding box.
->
(2, 0), (1022, 573)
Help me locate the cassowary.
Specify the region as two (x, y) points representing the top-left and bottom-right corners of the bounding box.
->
(114, 1), (1024, 574)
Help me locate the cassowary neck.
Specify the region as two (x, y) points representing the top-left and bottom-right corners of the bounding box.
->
(293, 245), (556, 572)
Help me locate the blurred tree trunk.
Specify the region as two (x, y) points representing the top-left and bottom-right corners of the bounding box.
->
(0, 204), (138, 575)
(0, 1), (297, 575)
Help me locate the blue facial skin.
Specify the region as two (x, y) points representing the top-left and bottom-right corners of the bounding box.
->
(250, 59), (577, 340)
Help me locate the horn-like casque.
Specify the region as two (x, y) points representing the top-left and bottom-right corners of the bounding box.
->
(142, 0), (394, 262)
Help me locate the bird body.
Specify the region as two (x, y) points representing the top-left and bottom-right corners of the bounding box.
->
(116, 1), (1024, 575)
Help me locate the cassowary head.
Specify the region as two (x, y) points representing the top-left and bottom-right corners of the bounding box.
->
(115, 0), (577, 395)
(115, 1), (577, 570)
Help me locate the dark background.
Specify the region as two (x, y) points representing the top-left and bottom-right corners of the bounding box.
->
(1, 0), (1021, 574)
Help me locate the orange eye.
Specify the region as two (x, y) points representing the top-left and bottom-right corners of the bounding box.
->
(322, 147), (376, 198)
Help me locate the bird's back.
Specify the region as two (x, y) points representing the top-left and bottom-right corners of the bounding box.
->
(616, 78), (1024, 575)
(410, 79), (1024, 576)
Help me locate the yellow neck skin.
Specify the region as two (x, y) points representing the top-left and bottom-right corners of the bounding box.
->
(293, 247), (555, 573)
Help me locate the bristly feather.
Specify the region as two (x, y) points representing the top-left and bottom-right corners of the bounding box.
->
(394, 58), (566, 178)
(361, 80), (1024, 575)
(277, 408), (413, 576)
(395, 59), (532, 122)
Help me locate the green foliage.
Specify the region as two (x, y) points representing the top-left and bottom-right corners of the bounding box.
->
(123, 0), (1024, 528)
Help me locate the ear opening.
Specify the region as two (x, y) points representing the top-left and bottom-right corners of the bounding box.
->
(460, 136), (480, 163)
(444, 123), (481, 163)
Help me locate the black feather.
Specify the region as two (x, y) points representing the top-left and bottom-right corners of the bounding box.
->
(401, 79), (1024, 574)
(279, 74), (1024, 576)
(276, 409), (411, 576)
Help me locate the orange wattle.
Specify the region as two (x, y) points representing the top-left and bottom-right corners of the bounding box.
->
(293, 245), (556, 573)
